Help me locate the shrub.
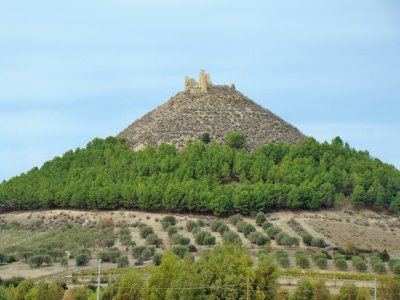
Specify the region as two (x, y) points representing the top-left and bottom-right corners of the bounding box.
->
(194, 231), (215, 246)
(389, 258), (400, 275)
(255, 212), (266, 226)
(316, 257), (328, 269)
(222, 230), (242, 244)
(229, 214), (243, 225)
(161, 216), (177, 230)
(226, 132), (246, 149)
(370, 254), (387, 274)
(171, 234), (190, 246)
(116, 256), (129, 268)
(141, 249), (153, 261)
(393, 264), (400, 275)
(153, 253), (162, 266)
(188, 244), (198, 252)
(217, 223), (230, 235)
(132, 246), (146, 259)
(261, 220), (272, 231)
(203, 235), (216, 247)
(139, 225), (154, 238)
(197, 220), (205, 227)
(135, 256), (144, 266)
(275, 232), (299, 247)
(352, 256), (367, 272)
(312, 252), (328, 269)
(380, 249), (390, 262)
(295, 251), (310, 269)
(172, 246), (189, 259)
(98, 249), (121, 263)
(248, 232), (270, 246)
(276, 250), (290, 268)
(191, 226), (201, 235)
(310, 237), (327, 248)
(104, 239), (115, 248)
(236, 221), (255, 237)
(210, 220), (224, 232)
(302, 234), (313, 246)
(0, 252), (9, 264)
(335, 258), (348, 271)
(28, 255), (52, 268)
(266, 226), (282, 239)
(146, 234), (162, 247)
(167, 226), (178, 237)
(186, 220), (199, 232)
(60, 257), (68, 268)
(75, 253), (90, 266)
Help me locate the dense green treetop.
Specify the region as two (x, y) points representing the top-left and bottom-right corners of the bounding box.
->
(0, 135), (399, 215)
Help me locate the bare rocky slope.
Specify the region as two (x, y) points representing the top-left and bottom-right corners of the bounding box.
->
(118, 84), (306, 151)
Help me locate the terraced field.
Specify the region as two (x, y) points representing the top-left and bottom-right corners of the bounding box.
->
(0, 209), (399, 293)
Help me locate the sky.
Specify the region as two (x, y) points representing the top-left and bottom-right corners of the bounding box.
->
(1, 0), (400, 181)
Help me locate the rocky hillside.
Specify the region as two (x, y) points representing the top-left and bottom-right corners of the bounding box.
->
(118, 79), (306, 151)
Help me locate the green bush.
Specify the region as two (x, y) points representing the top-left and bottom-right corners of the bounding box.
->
(186, 220), (199, 232)
(261, 221), (272, 231)
(0, 252), (9, 264)
(236, 221), (256, 237)
(275, 232), (299, 247)
(217, 223), (230, 235)
(135, 256), (144, 266)
(302, 234), (313, 246)
(60, 257), (68, 268)
(266, 226), (282, 239)
(229, 214), (243, 226)
(203, 235), (216, 247)
(116, 256), (129, 268)
(167, 226), (178, 237)
(104, 239), (115, 248)
(248, 232), (270, 246)
(139, 225), (154, 239)
(171, 234), (190, 246)
(210, 220), (224, 232)
(222, 231), (242, 244)
(28, 255), (52, 268)
(295, 251), (310, 269)
(315, 257), (328, 269)
(388, 258), (400, 275)
(75, 253), (90, 266)
(146, 233), (162, 247)
(131, 246), (146, 259)
(352, 256), (367, 272)
(153, 253), (162, 266)
(98, 249), (121, 263)
(275, 250), (290, 268)
(172, 246), (189, 259)
(310, 237), (326, 248)
(194, 231), (215, 246)
(141, 248), (153, 261)
(161, 216), (177, 230)
(226, 132), (246, 149)
(370, 254), (387, 274)
(255, 212), (266, 226)
(335, 258), (348, 271)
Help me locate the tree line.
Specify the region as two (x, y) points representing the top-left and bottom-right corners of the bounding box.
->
(0, 134), (399, 214)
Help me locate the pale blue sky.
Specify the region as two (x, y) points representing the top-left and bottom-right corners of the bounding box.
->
(1, 0), (400, 181)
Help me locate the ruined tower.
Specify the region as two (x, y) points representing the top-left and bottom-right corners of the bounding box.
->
(184, 70), (213, 95)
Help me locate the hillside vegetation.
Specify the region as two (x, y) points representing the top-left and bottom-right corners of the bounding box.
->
(0, 135), (399, 214)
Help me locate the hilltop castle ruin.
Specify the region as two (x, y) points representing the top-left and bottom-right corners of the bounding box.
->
(184, 70), (236, 95)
